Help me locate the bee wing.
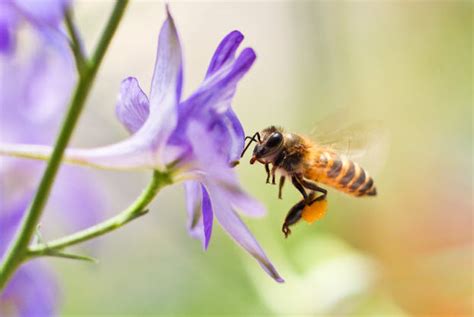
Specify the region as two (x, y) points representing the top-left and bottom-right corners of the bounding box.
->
(312, 120), (384, 157)
(309, 111), (390, 176)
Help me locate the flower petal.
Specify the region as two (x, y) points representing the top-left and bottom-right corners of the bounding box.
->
(208, 184), (284, 283)
(0, 4), (18, 54)
(206, 30), (244, 79)
(184, 122), (265, 217)
(222, 108), (245, 162)
(14, 0), (70, 27)
(201, 184), (213, 250)
(230, 187), (266, 218)
(169, 46), (255, 163)
(211, 47), (256, 106)
(115, 77), (150, 134)
(1, 0), (71, 55)
(0, 200), (59, 316)
(1, 262), (58, 317)
(0, 198), (27, 254)
(0, 21), (13, 53)
(183, 47), (256, 116)
(194, 109), (244, 163)
(0, 140), (154, 170)
(226, 108), (244, 143)
(48, 166), (105, 231)
(0, 42), (74, 143)
(145, 7), (183, 160)
(184, 180), (204, 241)
(184, 181), (214, 250)
(182, 123), (279, 280)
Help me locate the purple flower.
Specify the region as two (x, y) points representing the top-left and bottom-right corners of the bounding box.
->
(112, 10), (283, 282)
(0, 34), (102, 227)
(0, 26), (103, 314)
(1, 9), (283, 282)
(1, 261), (57, 317)
(0, 0), (70, 54)
(0, 200), (58, 317)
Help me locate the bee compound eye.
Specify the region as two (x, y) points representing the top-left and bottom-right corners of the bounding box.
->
(267, 132), (283, 148)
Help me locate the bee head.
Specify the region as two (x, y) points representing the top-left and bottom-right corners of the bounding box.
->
(241, 126), (284, 164)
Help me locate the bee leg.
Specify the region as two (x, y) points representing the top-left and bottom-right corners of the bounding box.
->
(265, 163), (271, 183)
(278, 176), (285, 199)
(282, 224), (292, 238)
(271, 152), (286, 185)
(282, 192), (317, 238)
(271, 165), (278, 185)
(291, 176), (309, 203)
(300, 178), (327, 199)
(282, 199), (305, 238)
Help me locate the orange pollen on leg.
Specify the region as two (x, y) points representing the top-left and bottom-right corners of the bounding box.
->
(302, 198), (328, 224)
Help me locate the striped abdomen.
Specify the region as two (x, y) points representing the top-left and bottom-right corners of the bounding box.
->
(307, 151), (377, 197)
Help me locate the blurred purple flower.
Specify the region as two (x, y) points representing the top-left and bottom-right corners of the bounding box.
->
(0, 34), (103, 230)
(1, 9), (283, 282)
(0, 21), (103, 315)
(0, 200), (58, 317)
(0, 0), (70, 54)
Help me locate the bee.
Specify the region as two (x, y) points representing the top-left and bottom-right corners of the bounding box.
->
(241, 125), (378, 238)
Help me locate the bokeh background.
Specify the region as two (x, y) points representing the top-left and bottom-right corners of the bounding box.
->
(10, 1), (474, 316)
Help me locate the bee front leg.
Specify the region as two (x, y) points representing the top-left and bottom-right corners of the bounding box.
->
(265, 163), (271, 184)
(278, 176), (285, 199)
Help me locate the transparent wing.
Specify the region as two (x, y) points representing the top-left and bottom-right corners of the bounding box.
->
(311, 120), (384, 158)
(309, 110), (390, 176)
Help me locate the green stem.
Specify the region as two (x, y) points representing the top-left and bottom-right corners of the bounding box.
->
(0, 0), (129, 290)
(65, 8), (86, 73)
(27, 171), (171, 257)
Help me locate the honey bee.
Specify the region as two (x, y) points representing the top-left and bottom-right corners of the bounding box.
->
(241, 125), (378, 238)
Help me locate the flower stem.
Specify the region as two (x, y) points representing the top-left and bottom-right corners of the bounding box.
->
(0, 0), (129, 290)
(65, 8), (86, 73)
(27, 170), (172, 257)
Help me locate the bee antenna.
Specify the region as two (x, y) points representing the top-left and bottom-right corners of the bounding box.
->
(241, 132), (261, 158)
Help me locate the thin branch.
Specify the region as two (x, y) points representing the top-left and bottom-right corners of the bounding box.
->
(27, 170), (171, 256)
(65, 8), (87, 73)
(38, 251), (98, 263)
